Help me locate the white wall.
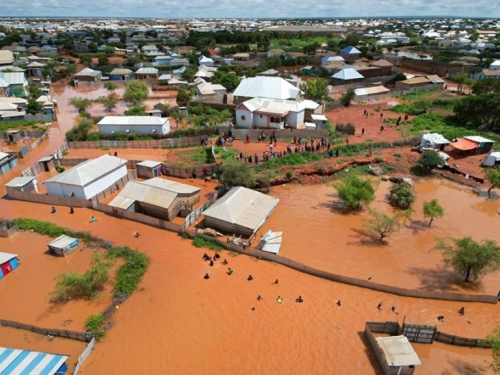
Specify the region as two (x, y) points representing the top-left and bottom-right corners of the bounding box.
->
(490, 62), (500, 71)
(254, 113), (268, 128)
(236, 108), (253, 127)
(46, 165), (127, 199)
(99, 123), (170, 135)
(287, 110), (305, 128)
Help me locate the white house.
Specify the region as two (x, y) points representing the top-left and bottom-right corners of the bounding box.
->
(44, 155), (128, 199)
(233, 76), (302, 104)
(490, 60), (500, 71)
(235, 97), (306, 129)
(198, 55), (214, 67)
(194, 78), (227, 95)
(97, 116), (170, 135)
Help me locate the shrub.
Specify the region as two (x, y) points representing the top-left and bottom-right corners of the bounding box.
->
(335, 123), (356, 136)
(55, 165), (65, 173)
(286, 171), (293, 179)
(192, 236), (225, 251)
(374, 157), (384, 163)
(108, 247), (150, 296)
(389, 183), (416, 209)
(85, 314), (105, 340)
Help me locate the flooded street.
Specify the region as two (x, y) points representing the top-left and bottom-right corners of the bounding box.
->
(0, 83), (498, 374)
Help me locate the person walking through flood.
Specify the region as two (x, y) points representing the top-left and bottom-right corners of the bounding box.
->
(51, 206), (56, 214)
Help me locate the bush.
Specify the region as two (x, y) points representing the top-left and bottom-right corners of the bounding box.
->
(108, 247), (150, 296)
(286, 171), (293, 179)
(335, 123), (356, 136)
(85, 314), (105, 340)
(374, 157), (384, 163)
(417, 150), (444, 172)
(192, 236), (225, 251)
(55, 165), (65, 173)
(389, 183), (416, 209)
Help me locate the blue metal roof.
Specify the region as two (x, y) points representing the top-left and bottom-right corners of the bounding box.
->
(0, 347), (69, 375)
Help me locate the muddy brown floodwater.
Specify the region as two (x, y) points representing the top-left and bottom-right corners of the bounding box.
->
(260, 178), (500, 295)
(0, 83), (498, 374)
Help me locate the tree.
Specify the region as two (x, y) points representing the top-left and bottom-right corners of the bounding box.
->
(390, 72), (407, 83)
(434, 237), (500, 282)
(27, 84), (42, 99)
(87, 43), (98, 52)
(123, 80), (149, 105)
(303, 43), (318, 56)
(25, 100), (43, 115)
(364, 209), (405, 242)
(79, 54), (92, 65)
(416, 150), (443, 173)
(97, 95), (118, 112)
(453, 93), (500, 129)
(340, 88), (356, 107)
(335, 174), (376, 210)
(472, 78), (500, 95)
(104, 46), (115, 56)
(69, 97), (92, 114)
(176, 87), (193, 106)
(452, 73), (469, 93)
(486, 169), (500, 199)
(423, 199), (444, 227)
(104, 81), (118, 93)
(97, 55), (109, 66)
(220, 161), (255, 189)
(299, 79), (329, 101)
(212, 70), (240, 92)
(181, 66), (197, 82)
(414, 98), (431, 114)
(389, 182), (416, 209)
(487, 321), (500, 374)
(124, 105), (146, 116)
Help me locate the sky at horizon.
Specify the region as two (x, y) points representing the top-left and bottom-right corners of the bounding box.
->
(2, 0), (500, 19)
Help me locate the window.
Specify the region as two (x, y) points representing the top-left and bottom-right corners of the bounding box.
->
(260, 115), (262, 119)
(241, 115), (245, 120)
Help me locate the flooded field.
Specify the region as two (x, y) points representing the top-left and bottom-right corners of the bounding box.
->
(261, 179), (500, 295)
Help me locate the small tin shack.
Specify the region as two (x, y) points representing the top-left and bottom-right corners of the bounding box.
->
(38, 155), (55, 172)
(5, 176), (38, 194)
(6, 130), (21, 143)
(137, 160), (162, 179)
(0, 252), (19, 280)
(47, 235), (79, 256)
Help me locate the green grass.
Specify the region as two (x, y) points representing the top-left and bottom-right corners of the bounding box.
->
(192, 236), (225, 251)
(401, 90), (437, 102)
(0, 120), (49, 132)
(173, 146), (237, 167)
(85, 314), (105, 340)
(268, 36), (339, 52)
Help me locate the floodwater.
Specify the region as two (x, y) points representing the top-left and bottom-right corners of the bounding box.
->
(0, 83), (498, 374)
(260, 179), (500, 295)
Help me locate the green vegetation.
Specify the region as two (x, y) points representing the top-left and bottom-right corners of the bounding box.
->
(50, 252), (113, 302)
(123, 80), (149, 105)
(176, 87), (194, 106)
(340, 88), (356, 107)
(192, 236), (225, 251)
(13, 218), (95, 242)
(454, 93), (500, 131)
(65, 118), (94, 142)
(435, 237), (500, 283)
(124, 104), (146, 116)
(97, 95), (118, 112)
(174, 146), (236, 167)
(488, 322), (500, 373)
(486, 169), (500, 199)
(334, 174), (376, 210)
(389, 183), (416, 209)
(0, 120), (49, 132)
(69, 97), (92, 115)
(364, 209), (406, 242)
(185, 104), (232, 127)
(220, 161), (256, 189)
(55, 165), (65, 173)
(107, 246), (150, 296)
(212, 64), (240, 92)
(416, 150), (444, 173)
(299, 79), (329, 101)
(423, 199), (445, 227)
(27, 84), (42, 99)
(85, 314), (105, 340)
(25, 100), (43, 115)
(104, 81), (118, 93)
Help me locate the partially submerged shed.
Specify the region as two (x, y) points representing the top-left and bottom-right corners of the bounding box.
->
(48, 235), (79, 256)
(0, 252), (18, 280)
(38, 155), (55, 172)
(0, 346), (69, 374)
(202, 186), (279, 238)
(5, 176), (38, 193)
(375, 335), (421, 375)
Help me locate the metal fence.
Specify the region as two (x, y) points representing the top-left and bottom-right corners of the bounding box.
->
(73, 337), (95, 375)
(0, 319), (93, 342)
(67, 135), (208, 149)
(183, 187), (224, 228)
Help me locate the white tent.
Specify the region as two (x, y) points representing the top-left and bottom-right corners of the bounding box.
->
(483, 152), (500, 167)
(420, 133), (450, 149)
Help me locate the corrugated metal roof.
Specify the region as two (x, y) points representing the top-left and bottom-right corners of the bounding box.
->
(341, 46), (361, 54)
(239, 97), (305, 114)
(0, 347), (69, 375)
(109, 178), (199, 210)
(0, 97), (27, 104)
(203, 186), (279, 232)
(0, 252), (17, 265)
(331, 68), (364, 80)
(137, 160), (162, 168)
(401, 77), (430, 85)
(136, 67), (158, 74)
(371, 59), (393, 67)
(426, 75), (444, 83)
(44, 154), (127, 186)
(311, 114), (328, 121)
(300, 100), (320, 110)
(465, 136), (494, 143)
(0, 72), (26, 85)
(376, 336), (421, 367)
(110, 68), (132, 75)
(98, 116), (168, 126)
(5, 176), (36, 187)
(48, 235), (79, 249)
(0, 152), (9, 160)
(75, 68), (101, 77)
(233, 76), (302, 100)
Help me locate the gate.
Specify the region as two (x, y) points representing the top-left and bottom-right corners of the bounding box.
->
(402, 323), (436, 343)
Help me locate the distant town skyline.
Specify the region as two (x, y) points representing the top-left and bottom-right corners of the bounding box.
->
(2, 0), (499, 19)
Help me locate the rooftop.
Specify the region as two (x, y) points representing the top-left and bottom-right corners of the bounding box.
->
(98, 116), (169, 126)
(233, 76), (302, 100)
(375, 336), (421, 367)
